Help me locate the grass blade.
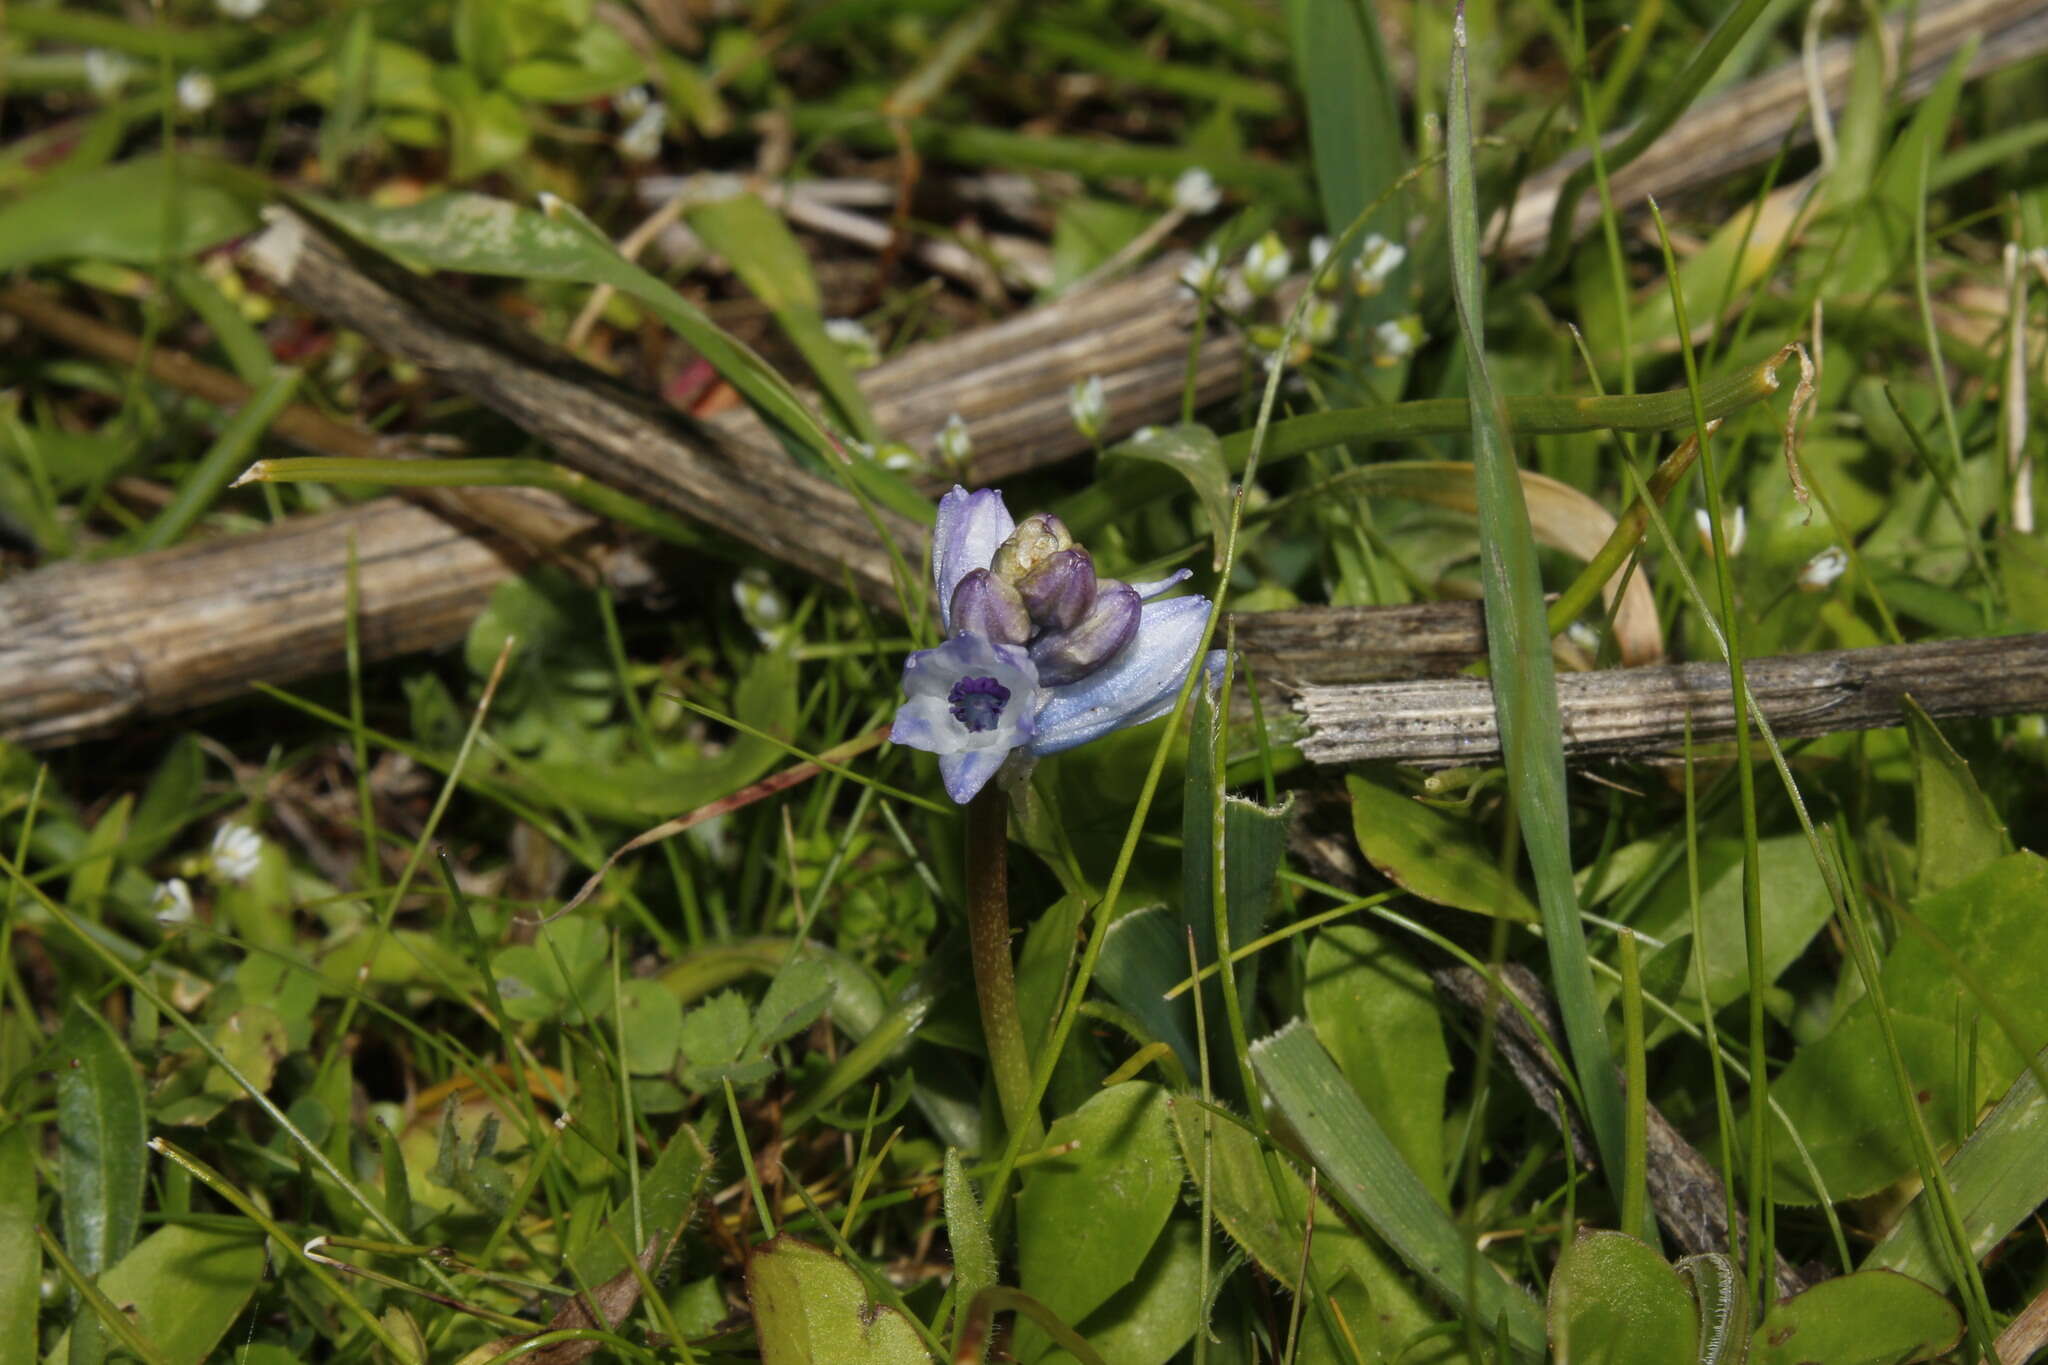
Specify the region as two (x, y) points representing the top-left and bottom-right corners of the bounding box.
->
(1446, 4), (1629, 1216)
(1250, 1021), (1546, 1356)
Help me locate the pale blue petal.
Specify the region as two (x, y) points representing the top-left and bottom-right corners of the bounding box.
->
(1091, 649), (1229, 735)
(889, 695), (955, 752)
(933, 486), (1013, 632)
(940, 746), (1009, 803)
(1129, 568), (1193, 601)
(1029, 596), (1213, 755)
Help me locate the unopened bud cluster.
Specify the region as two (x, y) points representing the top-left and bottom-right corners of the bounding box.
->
(950, 514), (1140, 687)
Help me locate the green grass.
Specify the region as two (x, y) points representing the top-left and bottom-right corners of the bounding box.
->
(5, 2), (2048, 1362)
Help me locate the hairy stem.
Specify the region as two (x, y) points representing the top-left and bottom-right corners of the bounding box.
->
(966, 787), (1040, 1147)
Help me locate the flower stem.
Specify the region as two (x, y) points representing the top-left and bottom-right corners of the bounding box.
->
(966, 787), (1041, 1148)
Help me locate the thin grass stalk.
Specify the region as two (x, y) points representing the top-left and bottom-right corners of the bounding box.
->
(1617, 928), (1649, 1244)
(1646, 195), (1774, 1295)
(1449, 4), (1630, 1209)
(1683, 717), (1745, 1261)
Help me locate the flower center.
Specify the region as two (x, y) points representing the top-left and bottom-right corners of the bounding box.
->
(947, 675), (1011, 733)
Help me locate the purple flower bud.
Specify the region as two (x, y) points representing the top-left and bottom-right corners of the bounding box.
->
(1017, 548), (1096, 633)
(1030, 579), (1140, 686)
(990, 514), (1073, 586)
(949, 569), (1031, 645)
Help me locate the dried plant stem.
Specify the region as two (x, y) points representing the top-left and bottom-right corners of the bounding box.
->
(965, 787), (1039, 1148)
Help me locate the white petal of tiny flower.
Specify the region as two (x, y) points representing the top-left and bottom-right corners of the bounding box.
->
(1308, 235), (1333, 274)
(1179, 245), (1222, 296)
(618, 104), (667, 162)
(84, 49), (134, 97)
(1694, 506), (1747, 558)
(211, 824), (263, 883)
(936, 413), (973, 469)
(1352, 233), (1407, 296)
(1304, 297), (1340, 348)
(216, 0), (268, 16)
(614, 84), (652, 119)
(733, 567), (792, 647)
(152, 878), (195, 926)
(876, 442), (924, 473)
(1069, 375), (1106, 441)
(824, 317), (880, 369)
(1566, 620), (1601, 653)
(1798, 545), (1849, 591)
(1243, 232), (1292, 296)
(176, 71), (216, 114)
(1372, 318), (1416, 363)
(1171, 167), (1221, 216)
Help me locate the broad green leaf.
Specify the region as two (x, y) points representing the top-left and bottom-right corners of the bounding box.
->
(686, 192), (878, 444)
(1632, 834), (1835, 1014)
(747, 959), (835, 1054)
(1675, 1253), (1750, 1365)
(1103, 424), (1235, 569)
(1037, 1219), (1203, 1365)
(0, 1123), (36, 1364)
(66, 795), (130, 921)
(490, 917), (607, 1023)
(566, 1119), (713, 1289)
(1903, 696), (2009, 897)
(1096, 907), (1200, 1079)
(56, 1000), (146, 1277)
(201, 1003), (289, 1101)
(1347, 772), (1537, 922)
(1306, 924), (1450, 1202)
(0, 155), (261, 270)
(1747, 1271), (1961, 1365)
(617, 978), (684, 1076)
(1866, 1047), (2048, 1287)
(1167, 1095), (1452, 1364)
(1546, 1231), (1696, 1365)
(1016, 1083), (1179, 1352)
(678, 990), (756, 1086)
(1251, 1021), (1545, 1356)
(1048, 197), (1149, 290)
(1766, 852), (2048, 1200)
(747, 1236), (932, 1365)
(943, 1150), (996, 1358)
(41, 1225), (264, 1365)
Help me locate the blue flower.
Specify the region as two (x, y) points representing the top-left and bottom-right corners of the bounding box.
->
(890, 486), (1226, 802)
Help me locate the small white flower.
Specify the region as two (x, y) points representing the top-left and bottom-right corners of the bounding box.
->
(211, 824), (263, 883)
(152, 878), (195, 927)
(936, 414), (973, 469)
(1170, 167), (1221, 216)
(618, 103), (667, 162)
(1178, 245), (1223, 297)
(1798, 545), (1849, 592)
(733, 567), (792, 648)
(216, 0), (268, 16)
(1242, 232), (1292, 296)
(614, 85), (653, 120)
(1308, 235), (1333, 274)
(1372, 317), (1418, 365)
(1069, 375), (1106, 441)
(1694, 505), (1747, 558)
(1566, 621), (1602, 653)
(874, 441), (924, 473)
(176, 71), (215, 114)
(84, 49), (135, 97)
(1352, 233), (1407, 296)
(1303, 297), (1341, 349)
(823, 317), (881, 370)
